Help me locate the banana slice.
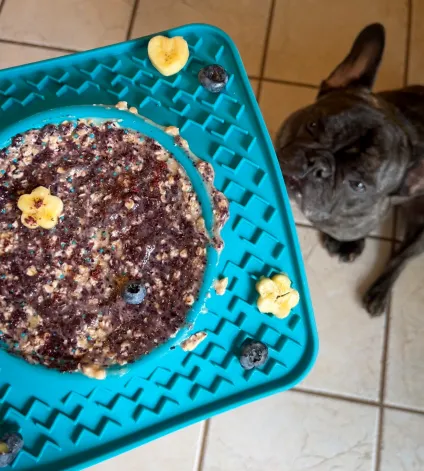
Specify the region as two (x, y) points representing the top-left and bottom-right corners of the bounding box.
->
(256, 274), (300, 319)
(148, 36), (189, 77)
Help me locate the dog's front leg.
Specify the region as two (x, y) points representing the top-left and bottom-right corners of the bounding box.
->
(364, 228), (424, 316)
(321, 233), (365, 263)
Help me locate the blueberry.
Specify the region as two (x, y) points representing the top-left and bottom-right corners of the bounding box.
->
(122, 281), (146, 305)
(0, 433), (23, 468)
(239, 339), (268, 370)
(11, 134), (24, 147)
(198, 65), (228, 93)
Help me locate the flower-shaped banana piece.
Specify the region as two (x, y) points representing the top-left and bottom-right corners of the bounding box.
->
(256, 274), (300, 318)
(18, 186), (63, 229)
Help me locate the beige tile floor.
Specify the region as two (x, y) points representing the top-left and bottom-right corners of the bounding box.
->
(0, 0), (423, 469)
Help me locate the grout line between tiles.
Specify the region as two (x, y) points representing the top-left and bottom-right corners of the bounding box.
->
(295, 221), (397, 243)
(375, 349), (389, 469)
(0, 0), (7, 18)
(384, 402), (424, 416)
(373, 246), (395, 470)
(378, 298), (393, 407)
(294, 222), (313, 230)
(293, 387), (379, 407)
(392, 207), (399, 244)
(374, 141), (404, 470)
(294, 386), (424, 418)
(193, 420), (210, 471)
(362, 234), (395, 243)
(378, 264), (394, 399)
(250, 75), (319, 90)
(0, 38), (78, 54)
(126, 0), (140, 41)
(374, 407), (385, 471)
(256, 0), (276, 104)
(403, 0), (413, 86)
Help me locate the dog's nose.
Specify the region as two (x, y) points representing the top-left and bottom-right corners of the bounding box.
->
(307, 155), (332, 179)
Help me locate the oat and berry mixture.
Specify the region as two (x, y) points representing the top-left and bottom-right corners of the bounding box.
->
(0, 120), (211, 374)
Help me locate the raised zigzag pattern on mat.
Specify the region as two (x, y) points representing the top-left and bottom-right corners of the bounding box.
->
(0, 299), (302, 460)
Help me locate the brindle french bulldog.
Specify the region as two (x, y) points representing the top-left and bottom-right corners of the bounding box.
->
(276, 23), (424, 316)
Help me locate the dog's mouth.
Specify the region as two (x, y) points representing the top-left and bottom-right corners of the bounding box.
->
(284, 175), (302, 199)
(284, 174), (330, 223)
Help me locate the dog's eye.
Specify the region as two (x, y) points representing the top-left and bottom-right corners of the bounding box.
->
(306, 121), (318, 135)
(345, 146), (361, 155)
(349, 180), (366, 192)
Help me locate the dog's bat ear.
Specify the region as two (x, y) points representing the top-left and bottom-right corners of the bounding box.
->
(394, 158), (424, 201)
(318, 23), (385, 97)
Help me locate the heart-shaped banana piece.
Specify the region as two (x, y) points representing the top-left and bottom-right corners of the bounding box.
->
(148, 35), (189, 77)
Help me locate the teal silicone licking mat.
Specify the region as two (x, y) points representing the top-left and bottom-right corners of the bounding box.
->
(0, 24), (318, 470)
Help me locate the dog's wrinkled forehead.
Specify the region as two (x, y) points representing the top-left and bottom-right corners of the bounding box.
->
(279, 90), (385, 151)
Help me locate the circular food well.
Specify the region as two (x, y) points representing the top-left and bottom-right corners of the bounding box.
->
(0, 105), (224, 377)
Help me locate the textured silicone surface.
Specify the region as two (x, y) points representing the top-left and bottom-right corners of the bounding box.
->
(0, 24), (318, 470)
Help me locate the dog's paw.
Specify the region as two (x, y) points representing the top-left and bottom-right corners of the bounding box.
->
(338, 240), (365, 263)
(321, 233), (342, 255)
(321, 233), (365, 263)
(363, 280), (390, 317)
